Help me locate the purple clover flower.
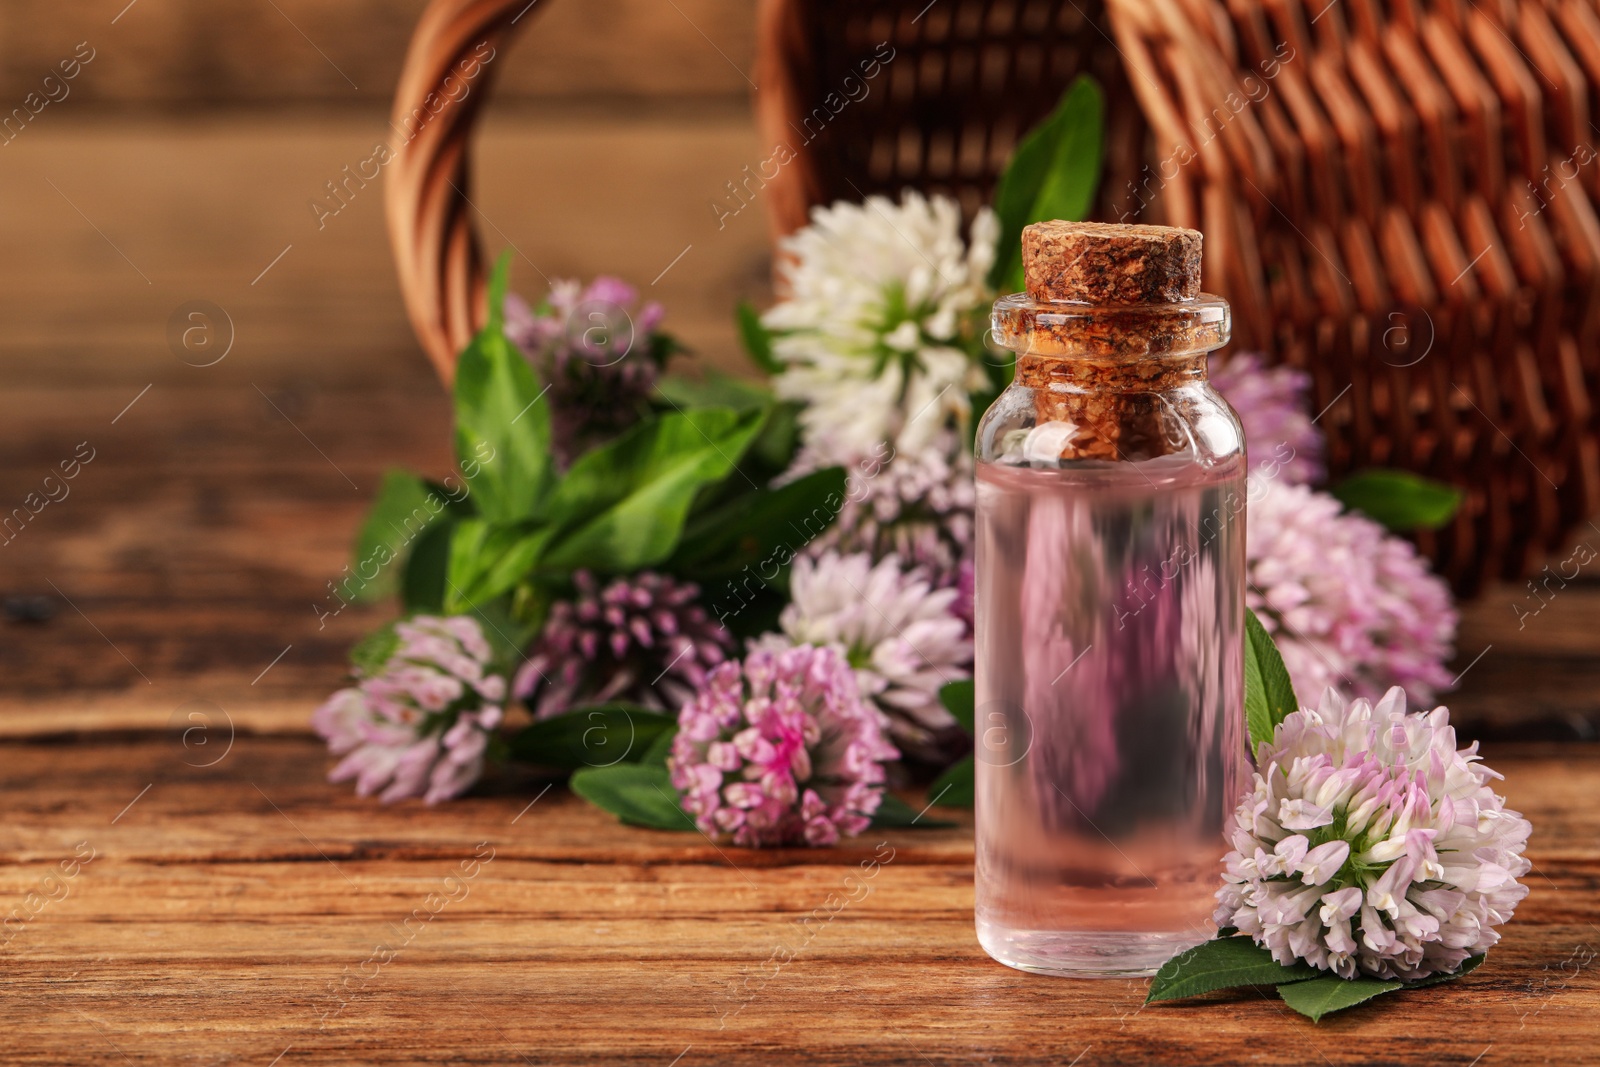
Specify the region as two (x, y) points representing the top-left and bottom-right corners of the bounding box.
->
(312, 615), (505, 804)
(789, 429), (975, 590)
(1210, 350), (1325, 485)
(512, 571), (732, 720)
(1247, 475), (1456, 705)
(504, 277), (668, 466)
(669, 645), (900, 847)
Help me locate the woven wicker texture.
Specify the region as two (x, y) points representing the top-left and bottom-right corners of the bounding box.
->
(758, 0), (1600, 594)
(753, 0), (1148, 235)
(387, 0), (1600, 592)
(385, 0), (529, 385)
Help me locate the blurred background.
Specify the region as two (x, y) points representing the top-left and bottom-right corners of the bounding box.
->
(0, 0), (1592, 741)
(0, 0), (770, 729)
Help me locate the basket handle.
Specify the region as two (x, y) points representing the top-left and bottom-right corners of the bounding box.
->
(386, 0), (537, 385)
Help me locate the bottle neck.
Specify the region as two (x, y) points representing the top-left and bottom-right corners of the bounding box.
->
(991, 293), (1230, 369)
(989, 294), (1231, 464)
(1014, 352), (1208, 393)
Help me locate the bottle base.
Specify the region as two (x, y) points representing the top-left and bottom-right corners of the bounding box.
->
(976, 920), (1209, 978)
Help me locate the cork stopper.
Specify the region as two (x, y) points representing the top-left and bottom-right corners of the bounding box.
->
(1021, 221), (1202, 304)
(999, 221), (1223, 464)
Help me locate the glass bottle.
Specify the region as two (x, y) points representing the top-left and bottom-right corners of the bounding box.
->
(972, 221), (1247, 977)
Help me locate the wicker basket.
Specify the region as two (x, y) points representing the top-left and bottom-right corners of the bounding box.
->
(387, 0), (1600, 594)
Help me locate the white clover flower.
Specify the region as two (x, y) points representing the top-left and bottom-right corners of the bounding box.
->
(786, 428), (975, 588)
(1216, 687), (1532, 980)
(753, 551), (970, 759)
(765, 191), (998, 463)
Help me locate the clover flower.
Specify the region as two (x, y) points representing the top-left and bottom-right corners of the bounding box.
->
(669, 645), (899, 847)
(504, 276), (669, 464)
(1210, 351), (1324, 485)
(755, 551), (971, 761)
(1247, 475), (1456, 704)
(1216, 687), (1531, 980)
(952, 555), (974, 637)
(312, 615), (505, 804)
(789, 429), (975, 589)
(512, 570), (733, 719)
(765, 191), (998, 462)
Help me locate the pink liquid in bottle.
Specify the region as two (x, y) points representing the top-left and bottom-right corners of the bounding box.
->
(973, 455), (1245, 976)
(972, 221), (1247, 977)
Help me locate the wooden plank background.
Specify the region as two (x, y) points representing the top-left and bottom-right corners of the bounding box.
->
(0, 0), (756, 107)
(0, 0), (780, 732)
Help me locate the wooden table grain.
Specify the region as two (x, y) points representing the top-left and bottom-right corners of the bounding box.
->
(0, 734), (1596, 1066)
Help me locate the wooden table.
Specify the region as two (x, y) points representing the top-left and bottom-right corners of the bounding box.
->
(0, 734), (1596, 1065)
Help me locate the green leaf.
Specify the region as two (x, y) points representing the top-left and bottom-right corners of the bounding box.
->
(453, 255), (554, 523)
(674, 399), (806, 515)
(401, 518), (455, 613)
(508, 705), (675, 770)
(1244, 608), (1299, 754)
(736, 300), (782, 375)
(748, 399), (803, 475)
(463, 596), (538, 669)
(1405, 953), (1486, 989)
(639, 723), (679, 767)
(666, 467), (847, 581)
(348, 623), (400, 677)
(1145, 936), (1323, 1004)
(1329, 469), (1463, 531)
(1276, 976), (1404, 1021)
(655, 369), (773, 412)
(938, 680), (976, 732)
(990, 76), (1106, 292)
(569, 763), (697, 831)
(349, 470), (441, 603)
(870, 792), (954, 829)
(925, 682), (977, 808)
(468, 526), (553, 605)
(541, 408), (767, 571)
(485, 251), (509, 333)
(442, 519), (489, 612)
(442, 518), (553, 611)
(928, 755), (974, 809)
